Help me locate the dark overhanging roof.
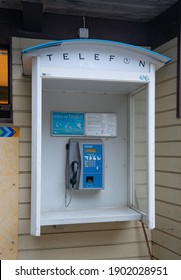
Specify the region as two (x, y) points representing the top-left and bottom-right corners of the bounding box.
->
(0, 0), (178, 22)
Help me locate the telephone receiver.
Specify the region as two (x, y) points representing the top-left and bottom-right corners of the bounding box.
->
(66, 140), (81, 189)
(70, 160), (79, 187)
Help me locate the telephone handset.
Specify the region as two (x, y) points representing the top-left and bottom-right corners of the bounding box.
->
(70, 161), (79, 188)
(66, 140), (81, 190)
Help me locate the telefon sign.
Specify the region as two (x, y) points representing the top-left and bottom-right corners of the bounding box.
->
(46, 51), (146, 69)
(22, 39), (170, 76)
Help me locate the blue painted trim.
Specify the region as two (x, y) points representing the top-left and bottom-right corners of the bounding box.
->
(22, 38), (171, 63)
(21, 41), (62, 54)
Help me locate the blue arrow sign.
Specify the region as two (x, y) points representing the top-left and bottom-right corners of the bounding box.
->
(0, 127), (16, 137)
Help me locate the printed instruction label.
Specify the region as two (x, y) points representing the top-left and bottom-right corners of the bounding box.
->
(85, 113), (117, 137)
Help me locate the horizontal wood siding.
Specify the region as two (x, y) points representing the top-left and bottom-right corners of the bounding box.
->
(153, 37), (181, 259)
(13, 37), (151, 260)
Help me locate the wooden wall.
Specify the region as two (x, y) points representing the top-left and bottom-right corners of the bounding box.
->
(0, 136), (19, 259)
(153, 38), (181, 259)
(13, 37), (151, 260)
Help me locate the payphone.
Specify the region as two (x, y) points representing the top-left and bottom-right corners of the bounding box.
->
(66, 139), (104, 191)
(23, 39), (171, 235)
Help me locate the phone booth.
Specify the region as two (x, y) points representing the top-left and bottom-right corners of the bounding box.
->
(22, 39), (170, 236)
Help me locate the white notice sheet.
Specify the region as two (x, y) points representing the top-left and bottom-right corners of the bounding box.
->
(85, 113), (117, 137)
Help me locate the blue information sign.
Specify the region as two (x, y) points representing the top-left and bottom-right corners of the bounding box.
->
(52, 112), (85, 136)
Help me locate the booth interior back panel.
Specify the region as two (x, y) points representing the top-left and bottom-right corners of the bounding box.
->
(13, 37), (151, 260)
(154, 38), (181, 260)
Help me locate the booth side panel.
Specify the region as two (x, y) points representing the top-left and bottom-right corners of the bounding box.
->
(13, 37), (151, 260)
(153, 37), (181, 259)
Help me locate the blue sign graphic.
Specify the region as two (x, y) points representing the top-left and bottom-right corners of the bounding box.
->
(0, 127), (16, 137)
(52, 112), (85, 136)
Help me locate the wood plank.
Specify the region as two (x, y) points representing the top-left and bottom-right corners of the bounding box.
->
(17, 38), (51, 50)
(155, 93), (176, 113)
(156, 142), (181, 157)
(46, 0), (178, 10)
(13, 80), (31, 96)
(13, 96), (31, 111)
(19, 204), (30, 219)
(19, 227), (150, 250)
(45, 0), (178, 21)
(156, 110), (181, 127)
(19, 188), (31, 203)
(156, 186), (181, 205)
(20, 142), (31, 157)
(155, 215), (181, 238)
(155, 201), (181, 222)
(156, 78), (176, 98)
(156, 157), (181, 173)
(19, 173), (31, 188)
(152, 229), (181, 255)
(152, 243), (181, 260)
(135, 142), (146, 156)
(18, 242), (149, 260)
(159, 45), (177, 61)
(13, 65), (29, 81)
(12, 49), (22, 64)
(135, 170), (146, 184)
(12, 37), (21, 49)
(156, 126), (181, 141)
(134, 157), (147, 169)
(19, 157), (31, 172)
(154, 38), (177, 54)
(13, 112), (31, 126)
(156, 62), (176, 84)
(19, 128), (31, 142)
(156, 171), (181, 189)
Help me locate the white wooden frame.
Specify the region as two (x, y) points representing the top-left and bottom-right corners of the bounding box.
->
(129, 64), (155, 230)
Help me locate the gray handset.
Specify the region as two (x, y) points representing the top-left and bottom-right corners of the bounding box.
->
(66, 139), (81, 190)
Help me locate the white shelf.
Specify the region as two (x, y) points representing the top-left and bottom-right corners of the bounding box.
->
(40, 207), (141, 226)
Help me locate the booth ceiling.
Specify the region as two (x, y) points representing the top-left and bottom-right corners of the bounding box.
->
(0, 0), (178, 22)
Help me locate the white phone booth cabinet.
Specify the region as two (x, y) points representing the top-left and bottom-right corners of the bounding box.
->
(22, 39), (170, 236)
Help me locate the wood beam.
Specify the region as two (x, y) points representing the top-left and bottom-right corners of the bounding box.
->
(149, 2), (178, 49)
(0, 8), (148, 46)
(149, 2), (181, 118)
(22, 0), (44, 32)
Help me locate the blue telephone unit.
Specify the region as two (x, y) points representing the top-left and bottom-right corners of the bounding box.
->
(66, 139), (104, 190)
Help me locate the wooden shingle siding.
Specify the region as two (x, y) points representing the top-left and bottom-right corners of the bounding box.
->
(153, 37), (181, 259)
(13, 37), (151, 260)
